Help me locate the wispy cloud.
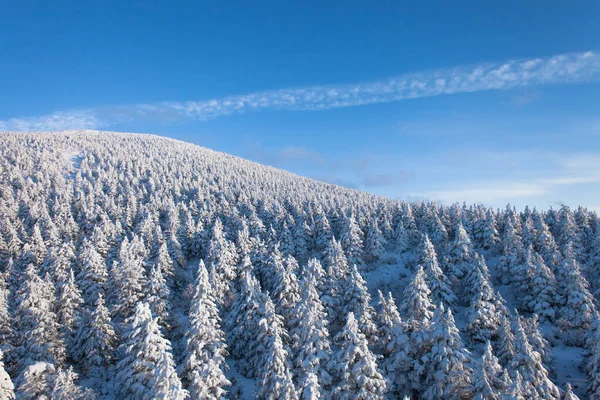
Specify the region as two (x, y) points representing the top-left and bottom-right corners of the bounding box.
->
(1, 51), (599, 131)
(414, 152), (600, 206)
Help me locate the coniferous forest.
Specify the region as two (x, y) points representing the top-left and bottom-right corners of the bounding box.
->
(1, 130), (599, 399)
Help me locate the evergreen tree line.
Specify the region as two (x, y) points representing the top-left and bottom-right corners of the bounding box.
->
(0, 131), (598, 399)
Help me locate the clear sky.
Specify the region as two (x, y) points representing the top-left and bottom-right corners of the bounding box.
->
(2, 1), (600, 210)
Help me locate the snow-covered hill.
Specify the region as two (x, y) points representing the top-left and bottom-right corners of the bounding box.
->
(0, 130), (597, 399)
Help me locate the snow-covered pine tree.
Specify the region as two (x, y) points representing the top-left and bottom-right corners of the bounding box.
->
(207, 218), (237, 308)
(272, 255), (301, 326)
(0, 272), (13, 352)
(146, 262), (172, 330)
(522, 249), (558, 321)
(322, 238), (351, 330)
(116, 302), (187, 399)
(364, 217), (386, 263)
(402, 266), (434, 329)
(181, 260), (230, 399)
(445, 222), (476, 285)
(312, 206), (333, 254)
(521, 314), (554, 377)
(466, 267), (502, 344)
(154, 241), (175, 289)
(496, 313), (516, 368)
(394, 220), (410, 254)
(256, 317), (298, 400)
(50, 367), (89, 400)
(300, 257), (326, 297)
(557, 206), (585, 263)
(0, 350), (14, 400)
(418, 234), (456, 305)
(76, 241), (107, 305)
(497, 219), (524, 285)
(109, 237), (147, 319)
(13, 264), (66, 371)
(56, 268), (84, 349)
(72, 294), (116, 392)
(383, 308), (411, 398)
(15, 362), (56, 400)
(423, 304), (473, 400)
(563, 383), (580, 400)
(225, 268), (269, 378)
(342, 264), (377, 342)
(340, 212), (364, 267)
(557, 248), (597, 346)
(289, 274), (332, 392)
(511, 314), (560, 399)
(375, 290), (402, 356)
(475, 341), (511, 399)
(332, 313), (387, 399)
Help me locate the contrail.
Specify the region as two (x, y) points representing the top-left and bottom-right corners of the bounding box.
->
(2, 51), (599, 131)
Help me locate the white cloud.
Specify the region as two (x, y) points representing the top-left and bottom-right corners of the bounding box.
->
(1, 50), (599, 132)
(413, 152), (600, 206)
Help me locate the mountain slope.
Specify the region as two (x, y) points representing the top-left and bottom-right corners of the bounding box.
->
(0, 130), (597, 399)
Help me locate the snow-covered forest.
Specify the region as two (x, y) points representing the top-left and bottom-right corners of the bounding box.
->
(0, 130), (599, 399)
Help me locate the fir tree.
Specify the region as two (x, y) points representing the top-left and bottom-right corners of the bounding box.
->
(445, 222), (476, 284)
(0, 350), (14, 400)
(563, 383), (580, 400)
(342, 264), (377, 341)
(14, 264), (66, 369)
(511, 315), (560, 399)
(181, 261), (230, 399)
(289, 275), (332, 391)
(207, 218), (237, 307)
(15, 362), (56, 400)
(57, 268), (84, 345)
(375, 290), (402, 356)
(50, 367), (89, 400)
(116, 302), (187, 399)
(146, 262), (172, 330)
(364, 217), (386, 263)
(557, 250), (597, 346)
(419, 235), (456, 305)
(466, 267), (502, 343)
(423, 304), (474, 400)
(402, 266), (434, 329)
(76, 242), (107, 305)
(225, 269), (268, 378)
(72, 294), (116, 390)
(332, 313), (387, 400)
(256, 319), (298, 400)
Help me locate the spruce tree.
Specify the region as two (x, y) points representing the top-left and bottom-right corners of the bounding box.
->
(466, 268), (502, 344)
(116, 302), (187, 399)
(14, 264), (66, 370)
(342, 264), (377, 341)
(511, 315), (560, 399)
(72, 294), (116, 390)
(181, 261), (230, 399)
(332, 313), (387, 399)
(402, 266), (434, 329)
(76, 242), (107, 305)
(56, 268), (84, 345)
(289, 275), (332, 391)
(558, 250), (597, 346)
(146, 262), (172, 330)
(364, 217), (386, 263)
(256, 319), (298, 400)
(423, 304), (474, 400)
(0, 350), (14, 400)
(419, 235), (456, 305)
(15, 362), (56, 400)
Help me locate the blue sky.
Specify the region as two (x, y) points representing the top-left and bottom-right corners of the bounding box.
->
(1, 1), (600, 210)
